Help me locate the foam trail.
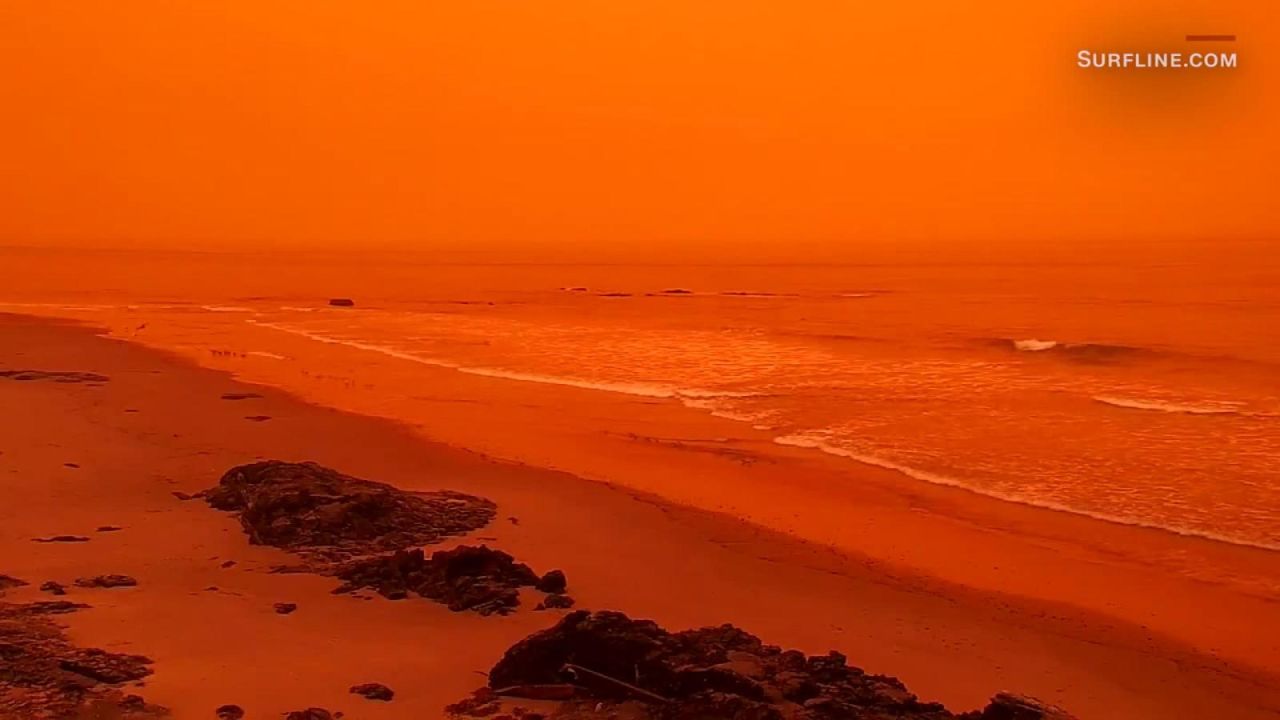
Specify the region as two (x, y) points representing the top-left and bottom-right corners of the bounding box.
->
(201, 305), (254, 313)
(1094, 396), (1247, 416)
(251, 321), (460, 368)
(772, 434), (1280, 551)
(1014, 339), (1059, 352)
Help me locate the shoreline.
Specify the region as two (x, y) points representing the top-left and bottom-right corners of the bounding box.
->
(2, 312), (1279, 718)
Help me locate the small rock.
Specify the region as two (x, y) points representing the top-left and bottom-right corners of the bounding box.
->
(220, 393), (263, 401)
(285, 709), (333, 720)
(220, 560), (236, 569)
(534, 570), (566, 594)
(535, 594), (575, 611)
(328, 298), (356, 307)
(215, 704), (245, 720)
(33, 535), (90, 543)
(977, 692), (1078, 720)
(40, 581), (67, 595)
(97, 526), (124, 532)
(74, 574), (138, 589)
(0, 574), (28, 592)
(243, 415), (272, 422)
(350, 682), (395, 701)
(274, 602), (298, 615)
(64, 462), (80, 469)
(172, 491), (196, 501)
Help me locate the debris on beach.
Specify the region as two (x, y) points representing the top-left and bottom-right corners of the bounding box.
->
(449, 610), (1078, 720)
(32, 535), (90, 543)
(328, 297), (356, 307)
(274, 602), (298, 615)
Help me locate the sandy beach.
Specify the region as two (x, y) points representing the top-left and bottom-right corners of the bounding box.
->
(2, 312), (1278, 719)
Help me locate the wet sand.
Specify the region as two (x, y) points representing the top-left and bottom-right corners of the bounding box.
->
(1, 312), (1278, 719)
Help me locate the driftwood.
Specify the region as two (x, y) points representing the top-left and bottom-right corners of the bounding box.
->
(492, 684), (579, 701)
(562, 663), (672, 705)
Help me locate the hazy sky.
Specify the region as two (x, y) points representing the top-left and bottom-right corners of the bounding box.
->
(1, 1), (1275, 260)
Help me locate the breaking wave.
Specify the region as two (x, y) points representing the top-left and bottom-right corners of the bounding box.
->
(1094, 396), (1249, 416)
(772, 434), (1279, 551)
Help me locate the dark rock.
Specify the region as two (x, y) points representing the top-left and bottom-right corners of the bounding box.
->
(74, 575), (138, 589)
(220, 560), (237, 568)
(0, 370), (110, 383)
(444, 687), (500, 717)
(481, 611), (1021, 720)
(0, 574), (27, 593)
(534, 569), (566, 594)
(535, 594), (574, 611)
(33, 535), (90, 543)
(350, 682), (395, 701)
(329, 298), (356, 307)
(243, 415), (272, 422)
(216, 704), (246, 719)
(173, 491), (197, 501)
(97, 526), (124, 532)
(64, 462), (80, 469)
(274, 602), (298, 615)
(220, 392), (263, 400)
(204, 461), (495, 557)
(285, 709), (334, 720)
(59, 648), (154, 683)
(0, 601), (155, 718)
(20, 601), (89, 615)
(972, 693), (1076, 720)
(39, 576), (66, 594)
(337, 545), (539, 615)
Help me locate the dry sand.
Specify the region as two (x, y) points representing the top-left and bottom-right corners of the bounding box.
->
(1, 313), (1278, 719)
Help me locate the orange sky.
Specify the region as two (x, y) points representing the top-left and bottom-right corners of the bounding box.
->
(0, 1), (1275, 260)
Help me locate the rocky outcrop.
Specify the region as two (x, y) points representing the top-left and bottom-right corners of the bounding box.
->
(468, 611), (1077, 720)
(335, 545), (550, 615)
(328, 298), (356, 307)
(0, 601), (160, 718)
(204, 461), (496, 559)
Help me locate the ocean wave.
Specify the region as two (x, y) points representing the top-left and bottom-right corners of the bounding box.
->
(201, 305), (254, 313)
(983, 337), (1146, 362)
(253, 321), (757, 403)
(772, 434), (1279, 552)
(251, 322), (461, 368)
(459, 367), (677, 398)
(1094, 395), (1249, 416)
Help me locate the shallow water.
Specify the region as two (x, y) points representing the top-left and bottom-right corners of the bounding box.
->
(3, 247), (1277, 549)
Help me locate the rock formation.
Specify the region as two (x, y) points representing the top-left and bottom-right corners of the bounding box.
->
(461, 611), (1076, 720)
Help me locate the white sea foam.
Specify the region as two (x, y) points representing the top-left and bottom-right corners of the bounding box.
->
(201, 305), (253, 313)
(251, 322), (460, 368)
(1013, 339), (1059, 352)
(247, 351), (286, 360)
(772, 434), (1279, 551)
(1094, 396), (1247, 415)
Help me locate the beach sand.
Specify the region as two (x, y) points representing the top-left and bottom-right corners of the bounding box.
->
(1, 312), (1278, 719)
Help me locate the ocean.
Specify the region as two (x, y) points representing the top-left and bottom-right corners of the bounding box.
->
(3, 247), (1277, 550)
